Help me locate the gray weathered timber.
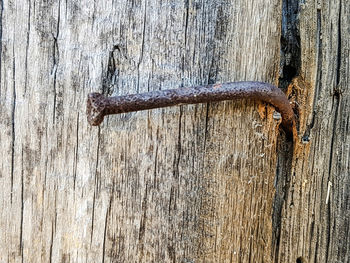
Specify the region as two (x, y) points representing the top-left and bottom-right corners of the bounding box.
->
(275, 0), (350, 262)
(0, 0), (282, 262)
(1, 0), (349, 262)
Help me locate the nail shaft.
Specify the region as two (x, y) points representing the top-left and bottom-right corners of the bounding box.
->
(87, 81), (295, 136)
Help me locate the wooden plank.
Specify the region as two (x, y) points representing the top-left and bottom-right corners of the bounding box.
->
(0, 0), (283, 262)
(275, 0), (350, 262)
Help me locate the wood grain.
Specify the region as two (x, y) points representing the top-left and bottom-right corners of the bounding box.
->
(275, 0), (350, 262)
(0, 0), (282, 262)
(2, 0), (349, 262)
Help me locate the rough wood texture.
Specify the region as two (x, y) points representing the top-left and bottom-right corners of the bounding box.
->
(1, 0), (349, 262)
(275, 0), (350, 262)
(0, 0), (282, 262)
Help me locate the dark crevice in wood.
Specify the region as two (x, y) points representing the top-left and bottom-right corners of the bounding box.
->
(203, 104), (210, 152)
(173, 107), (183, 179)
(136, 1), (147, 94)
(274, 0), (301, 260)
(20, 149), (24, 262)
(101, 195), (112, 263)
(73, 112), (79, 191)
(50, 191), (58, 263)
(49, 220), (54, 263)
(102, 45), (119, 96)
(207, 55), (218, 85)
(90, 187), (96, 244)
(296, 256), (307, 263)
(52, 0), (61, 123)
(184, 0), (189, 47)
(138, 183), (148, 261)
(336, 0), (342, 87)
(273, 137), (294, 262)
(52, 66), (57, 123)
(279, 0), (301, 92)
(24, 0), (31, 95)
(94, 127), (101, 196)
(10, 44), (16, 204)
(315, 9), (323, 95)
(301, 110), (315, 143)
(91, 126), (101, 246)
(138, 1), (147, 68)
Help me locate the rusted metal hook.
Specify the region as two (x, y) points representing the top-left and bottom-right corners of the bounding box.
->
(87, 81), (295, 137)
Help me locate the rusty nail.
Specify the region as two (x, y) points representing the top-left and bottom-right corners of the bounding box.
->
(87, 81), (295, 137)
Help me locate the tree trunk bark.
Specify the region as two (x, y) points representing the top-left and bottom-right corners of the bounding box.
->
(0, 0), (348, 263)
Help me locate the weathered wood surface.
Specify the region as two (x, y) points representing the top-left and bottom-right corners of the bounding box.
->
(0, 0), (282, 262)
(1, 0), (349, 262)
(275, 0), (350, 262)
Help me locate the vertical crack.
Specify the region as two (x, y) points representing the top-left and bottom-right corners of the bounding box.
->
(273, 0), (301, 261)
(24, 0), (31, 95)
(73, 112), (79, 190)
(52, 0), (61, 123)
(20, 149), (24, 262)
(49, 220), (54, 263)
(336, 0), (342, 87)
(184, 0), (189, 47)
(182, 0), (189, 80)
(101, 194), (112, 263)
(10, 43), (16, 204)
(90, 187), (96, 244)
(91, 126), (101, 244)
(102, 45), (119, 96)
(137, 1), (147, 93)
(173, 107), (183, 179)
(279, 0), (301, 91)
(138, 183), (148, 261)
